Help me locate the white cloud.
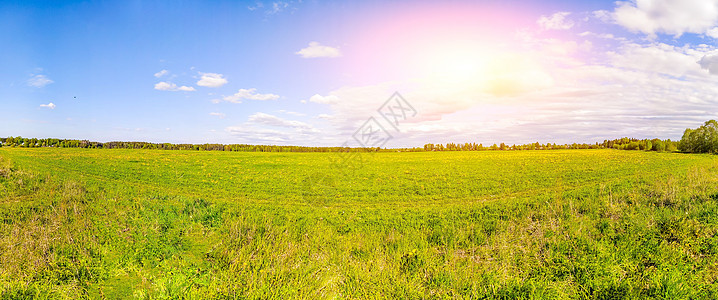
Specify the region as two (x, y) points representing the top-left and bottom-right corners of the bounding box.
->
(538, 12), (574, 30)
(225, 126), (291, 143)
(579, 31), (617, 40)
(248, 112), (316, 131)
(197, 73), (228, 88)
(707, 27), (718, 38)
(278, 110), (306, 116)
(612, 0), (718, 37)
(27, 74), (53, 88)
(222, 88), (280, 103)
(225, 112), (320, 144)
(40, 102), (56, 109)
(154, 69), (169, 78)
(296, 42), (342, 58)
(209, 112), (226, 119)
(308, 94), (339, 104)
(154, 82), (196, 92)
(608, 42), (709, 78)
(699, 53), (718, 74)
(592, 10), (612, 23)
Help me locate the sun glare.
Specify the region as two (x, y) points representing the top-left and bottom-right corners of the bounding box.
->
(417, 42), (493, 87)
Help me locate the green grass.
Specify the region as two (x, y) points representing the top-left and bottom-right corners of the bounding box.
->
(1, 148), (718, 299)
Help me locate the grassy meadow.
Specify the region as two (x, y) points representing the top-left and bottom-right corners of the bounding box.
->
(2, 147), (718, 299)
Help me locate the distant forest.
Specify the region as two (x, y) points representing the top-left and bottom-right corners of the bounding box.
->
(0, 136), (679, 153)
(2, 120), (716, 154)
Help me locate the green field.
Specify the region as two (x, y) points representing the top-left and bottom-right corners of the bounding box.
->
(2, 148), (718, 299)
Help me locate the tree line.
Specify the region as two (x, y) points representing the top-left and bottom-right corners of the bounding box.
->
(422, 138), (677, 152)
(0, 137), (382, 152)
(0, 136), (680, 153)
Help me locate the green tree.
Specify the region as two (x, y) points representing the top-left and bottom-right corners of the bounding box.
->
(653, 140), (665, 152)
(679, 120), (718, 153)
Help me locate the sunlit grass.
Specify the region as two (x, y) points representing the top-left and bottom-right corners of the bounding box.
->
(1, 148), (718, 298)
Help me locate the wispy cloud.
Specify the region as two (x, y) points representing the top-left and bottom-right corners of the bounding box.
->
(538, 12), (574, 30)
(247, 112), (315, 131)
(296, 42), (342, 58)
(268, 1), (289, 14)
(154, 69), (169, 78)
(221, 88), (279, 103)
(225, 127), (291, 143)
(209, 112), (226, 119)
(278, 109), (306, 116)
(154, 82), (196, 92)
(40, 102), (56, 109)
(27, 74), (53, 88)
(226, 112), (320, 144)
(248, 1), (299, 16)
(247, 2), (263, 11)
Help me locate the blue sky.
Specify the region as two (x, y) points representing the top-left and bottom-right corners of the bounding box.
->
(2, 0), (718, 147)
